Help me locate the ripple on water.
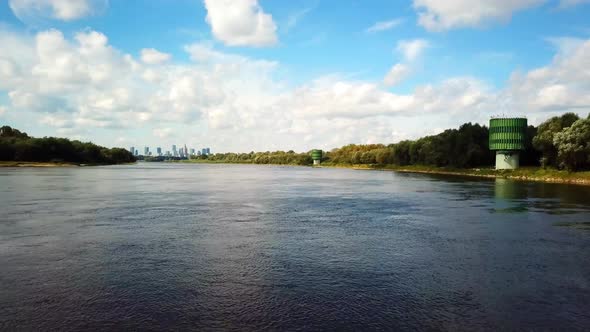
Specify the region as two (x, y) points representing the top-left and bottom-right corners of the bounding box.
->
(1, 164), (590, 330)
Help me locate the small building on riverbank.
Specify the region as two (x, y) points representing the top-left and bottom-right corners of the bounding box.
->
(489, 117), (527, 170)
(311, 149), (322, 166)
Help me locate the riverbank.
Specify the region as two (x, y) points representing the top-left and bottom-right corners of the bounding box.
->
(179, 159), (588, 185)
(160, 159), (590, 185)
(0, 161), (80, 167)
(321, 164), (590, 186)
(0, 161), (138, 167)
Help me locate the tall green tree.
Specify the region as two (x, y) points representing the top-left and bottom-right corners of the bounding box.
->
(553, 119), (590, 171)
(532, 113), (579, 167)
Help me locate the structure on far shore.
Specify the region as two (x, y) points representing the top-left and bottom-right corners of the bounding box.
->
(311, 149), (323, 166)
(489, 117), (527, 170)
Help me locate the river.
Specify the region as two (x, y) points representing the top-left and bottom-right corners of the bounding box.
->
(1, 163), (589, 330)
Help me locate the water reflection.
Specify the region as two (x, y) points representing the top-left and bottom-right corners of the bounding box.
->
(492, 178), (529, 213)
(488, 177), (590, 214)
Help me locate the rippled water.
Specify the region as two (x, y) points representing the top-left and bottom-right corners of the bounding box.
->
(1, 163), (589, 330)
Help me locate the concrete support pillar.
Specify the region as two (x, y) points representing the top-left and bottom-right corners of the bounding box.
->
(495, 151), (519, 170)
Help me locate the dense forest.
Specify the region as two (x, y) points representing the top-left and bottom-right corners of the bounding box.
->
(192, 112), (590, 171)
(0, 126), (136, 165)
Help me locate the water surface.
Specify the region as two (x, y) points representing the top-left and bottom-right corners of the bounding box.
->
(1, 163), (589, 330)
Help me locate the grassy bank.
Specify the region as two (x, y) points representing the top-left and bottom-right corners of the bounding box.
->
(0, 161), (80, 167)
(170, 159), (590, 185)
(321, 163), (590, 185)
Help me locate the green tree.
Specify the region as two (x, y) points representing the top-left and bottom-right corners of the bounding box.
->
(532, 113), (579, 167)
(553, 119), (590, 171)
(520, 125), (541, 166)
(0, 126), (135, 164)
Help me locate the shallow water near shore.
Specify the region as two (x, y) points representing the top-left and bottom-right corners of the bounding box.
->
(1, 163), (589, 330)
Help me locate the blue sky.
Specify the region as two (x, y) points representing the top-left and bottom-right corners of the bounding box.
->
(0, 0), (589, 152)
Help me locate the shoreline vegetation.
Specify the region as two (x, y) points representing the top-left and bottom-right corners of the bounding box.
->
(3, 112), (589, 185)
(0, 126), (136, 166)
(174, 159), (590, 186)
(170, 112), (590, 186)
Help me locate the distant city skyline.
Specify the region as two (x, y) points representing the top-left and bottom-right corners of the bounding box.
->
(130, 144), (210, 157)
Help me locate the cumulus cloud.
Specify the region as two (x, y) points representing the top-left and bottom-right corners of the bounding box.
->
(203, 0), (278, 47)
(9, 0), (107, 21)
(383, 63), (411, 86)
(504, 39), (590, 112)
(382, 39), (429, 85)
(412, 0), (544, 31)
(140, 48), (171, 65)
(397, 39), (429, 61)
(1, 26), (589, 151)
(365, 18), (404, 33)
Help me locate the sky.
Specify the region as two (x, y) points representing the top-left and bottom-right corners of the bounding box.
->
(0, 0), (589, 153)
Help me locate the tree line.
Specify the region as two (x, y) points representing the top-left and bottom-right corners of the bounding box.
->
(192, 150), (313, 165)
(2, 111), (588, 170)
(0, 126), (136, 165)
(195, 112), (590, 171)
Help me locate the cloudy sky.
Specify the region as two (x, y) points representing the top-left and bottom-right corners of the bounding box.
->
(0, 0), (589, 153)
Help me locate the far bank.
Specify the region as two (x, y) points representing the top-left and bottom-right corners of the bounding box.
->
(322, 164), (590, 186)
(170, 159), (590, 186)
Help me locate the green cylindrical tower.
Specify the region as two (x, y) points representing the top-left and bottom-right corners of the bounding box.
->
(311, 149), (322, 166)
(489, 117), (527, 170)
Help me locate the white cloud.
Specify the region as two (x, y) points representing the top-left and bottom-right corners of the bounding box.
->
(504, 39), (590, 112)
(412, 0), (544, 31)
(284, 7), (312, 32)
(545, 37), (585, 56)
(1, 26), (589, 151)
(153, 128), (174, 139)
(140, 48), (171, 65)
(383, 63), (411, 86)
(40, 113), (73, 128)
(365, 18), (404, 33)
(0, 106), (6, 116)
(397, 39), (429, 61)
(9, 0), (107, 21)
(203, 0), (278, 47)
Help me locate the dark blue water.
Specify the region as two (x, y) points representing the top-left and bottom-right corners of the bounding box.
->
(1, 163), (589, 330)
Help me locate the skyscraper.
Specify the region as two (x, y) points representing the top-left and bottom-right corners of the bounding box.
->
(172, 145), (177, 157)
(144, 147), (149, 155)
(157, 147), (162, 156)
(206, 147), (210, 155)
(129, 146), (135, 155)
(201, 148), (207, 155)
(190, 148), (195, 155)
